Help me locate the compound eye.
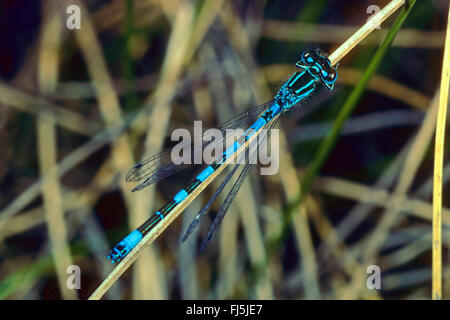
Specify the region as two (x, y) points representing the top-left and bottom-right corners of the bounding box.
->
(302, 51), (314, 64)
(326, 69), (336, 82)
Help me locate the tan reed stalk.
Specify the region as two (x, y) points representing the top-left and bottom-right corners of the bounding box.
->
(37, 1), (77, 300)
(432, 3), (450, 301)
(328, 0), (406, 66)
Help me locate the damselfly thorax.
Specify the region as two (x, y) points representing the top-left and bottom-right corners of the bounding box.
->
(276, 49), (337, 110)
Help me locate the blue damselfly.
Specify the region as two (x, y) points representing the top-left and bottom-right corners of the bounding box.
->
(107, 48), (338, 263)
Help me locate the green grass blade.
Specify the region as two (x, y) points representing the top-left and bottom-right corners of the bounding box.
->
(269, 0), (417, 260)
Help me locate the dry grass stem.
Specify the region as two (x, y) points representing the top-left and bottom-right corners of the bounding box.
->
(432, 3), (450, 301)
(328, 0), (406, 65)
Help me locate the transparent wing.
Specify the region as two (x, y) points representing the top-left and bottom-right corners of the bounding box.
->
(199, 162), (252, 252)
(196, 113), (282, 250)
(181, 163), (241, 242)
(127, 100), (274, 191)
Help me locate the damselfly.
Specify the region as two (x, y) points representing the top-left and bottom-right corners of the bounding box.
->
(107, 48), (338, 264)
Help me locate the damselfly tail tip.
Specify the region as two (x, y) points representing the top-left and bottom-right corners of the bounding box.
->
(106, 251), (120, 264)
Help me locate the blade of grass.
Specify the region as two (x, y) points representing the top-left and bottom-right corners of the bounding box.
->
(304, 0), (415, 197)
(73, 0), (167, 299)
(432, 2), (450, 301)
(89, 0), (413, 299)
(219, 1), (323, 297)
(129, 0), (221, 299)
(0, 244), (86, 300)
(313, 176), (450, 226)
(328, 0), (407, 65)
(272, 0), (416, 260)
(341, 91), (439, 298)
(201, 41), (274, 299)
(262, 64), (431, 111)
(262, 20), (444, 49)
(0, 0), (224, 237)
(0, 83), (100, 135)
(114, 0), (224, 300)
(197, 47), (243, 299)
(88, 117), (270, 300)
(37, 1), (77, 300)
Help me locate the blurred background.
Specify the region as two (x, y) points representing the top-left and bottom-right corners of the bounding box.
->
(0, 0), (448, 300)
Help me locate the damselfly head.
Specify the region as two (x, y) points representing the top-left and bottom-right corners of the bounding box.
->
(298, 49), (338, 91)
